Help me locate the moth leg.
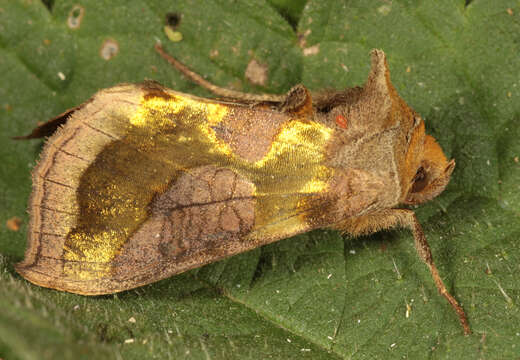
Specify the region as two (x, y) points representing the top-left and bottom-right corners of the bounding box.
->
(155, 43), (285, 103)
(340, 209), (471, 335)
(399, 209), (471, 335)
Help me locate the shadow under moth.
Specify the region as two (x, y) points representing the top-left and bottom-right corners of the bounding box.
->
(15, 44), (470, 335)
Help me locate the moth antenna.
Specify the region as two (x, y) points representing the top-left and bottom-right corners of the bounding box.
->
(154, 43), (285, 103)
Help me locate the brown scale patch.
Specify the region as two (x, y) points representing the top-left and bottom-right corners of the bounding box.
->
(111, 165), (255, 278)
(213, 169), (233, 201)
(220, 206), (240, 233)
(142, 82), (173, 101)
(301, 168), (388, 229)
(212, 106), (289, 162)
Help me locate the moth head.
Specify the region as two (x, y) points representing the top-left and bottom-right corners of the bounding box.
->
(401, 123), (455, 205)
(361, 49), (455, 206)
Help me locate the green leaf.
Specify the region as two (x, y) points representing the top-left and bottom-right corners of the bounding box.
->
(1, 0), (519, 359)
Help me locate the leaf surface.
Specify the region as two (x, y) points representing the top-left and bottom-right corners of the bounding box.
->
(1, 1), (519, 359)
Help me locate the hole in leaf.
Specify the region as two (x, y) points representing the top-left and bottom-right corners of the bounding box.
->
(67, 5), (85, 29)
(165, 12), (181, 28)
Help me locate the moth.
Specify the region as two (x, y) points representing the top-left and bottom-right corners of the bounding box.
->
(16, 44), (470, 335)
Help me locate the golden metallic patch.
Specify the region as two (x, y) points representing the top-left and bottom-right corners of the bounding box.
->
(249, 119), (334, 238)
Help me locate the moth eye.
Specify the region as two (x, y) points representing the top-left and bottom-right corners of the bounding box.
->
(412, 166), (425, 182)
(410, 166), (428, 193)
(413, 116), (422, 127)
